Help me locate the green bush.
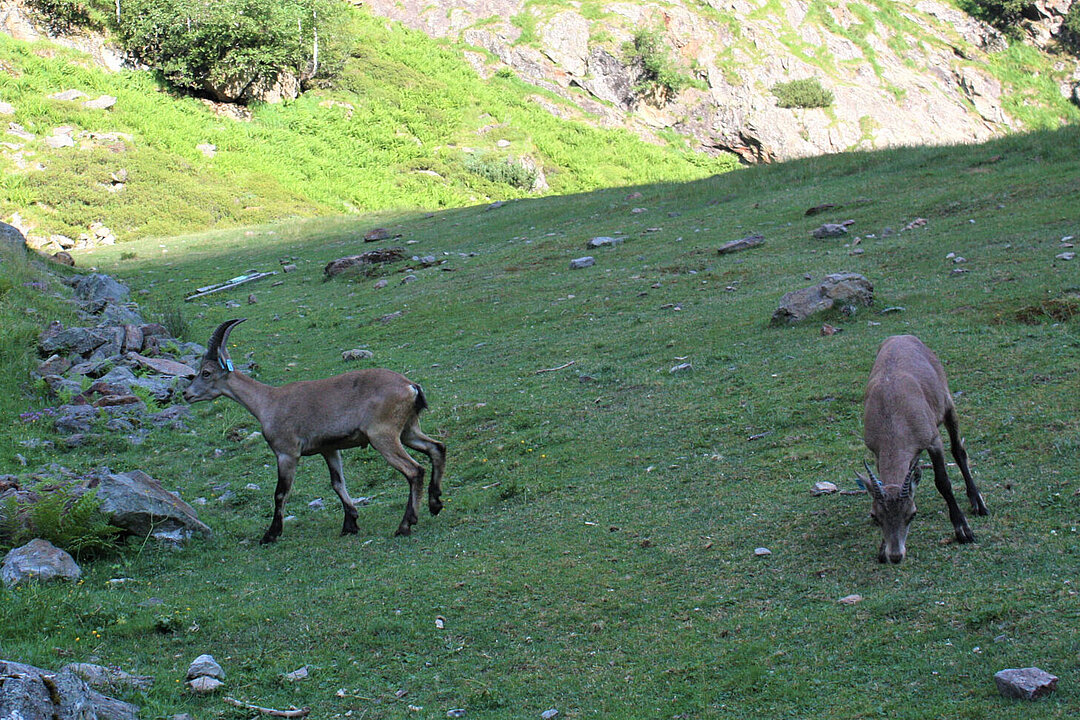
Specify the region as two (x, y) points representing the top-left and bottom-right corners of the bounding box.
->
(772, 77), (835, 109)
(624, 29), (694, 103)
(464, 153), (538, 190)
(115, 0), (352, 98)
(0, 485), (121, 561)
(23, 0), (108, 32)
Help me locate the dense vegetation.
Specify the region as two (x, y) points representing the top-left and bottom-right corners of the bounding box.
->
(1, 123), (1078, 717)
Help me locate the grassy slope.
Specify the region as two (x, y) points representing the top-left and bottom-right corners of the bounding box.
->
(2, 124), (1078, 718)
(0, 7), (734, 242)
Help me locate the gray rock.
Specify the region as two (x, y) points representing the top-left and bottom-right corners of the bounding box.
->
(0, 659), (139, 720)
(187, 654), (225, 680)
(569, 256), (595, 269)
(73, 273), (131, 304)
(812, 481), (838, 496)
(2, 539), (82, 587)
(54, 404), (98, 435)
(61, 662), (154, 692)
(717, 234), (765, 254)
(586, 236), (623, 248)
(342, 348), (375, 361)
(0, 221), (26, 253)
(993, 667), (1058, 699)
(812, 223), (850, 239)
(83, 95), (117, 110)
(146, 406), (191, 429)
(50, 89), (89, 101)
(770, 272), (874, 325)
(92, 469), (212, 541)
(39, 327), (112, 356)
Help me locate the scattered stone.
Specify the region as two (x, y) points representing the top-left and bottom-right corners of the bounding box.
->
(374, 278), (388, 289)
(281, 263), (298, 273)
(838, 594), (863, 605)
(587, 236), (623, 248)
(283, 666), (309, 682)
(812, 481), (838, 495)
(953, 256), (967, 264)
(127, 352), (197, 377)
(669, 362), (692, 373)
(363, 227), (398, 242)
(770, 272), (874, 325)
(83, 95), (117, 110)
(52, 251), (75, 266)
(541, 710), (559, 720)
(50, 89), (89, 102)
(820, 323), (842, 336)
(717, 234), (765, 254)
(0, 221), (27, 252)
(187, 654), (225, 681)
(401, 274), (417, 284)
(812, 223), (850, 239)
(44, 133), (76, 149)
(1, 538), (81, 587)
(754, 547), (772, 556)
(447, 710), (466, 718)
(0, 101), (13, 115)
(247, 293), (257, 304)
(805, 203), (837, 216)
(92, 469), (213, 542)
(62, 662), (154, 692)
(0, 659), (140, 720)
(342, 348), (374, 361)
(187, 676), (223, 694)
(308, 498), (325, 510)
(993, 667), (1058, 700)
(901, 217), (928, 231)
(324, 248), (405, 277)
(196, 143), (216, 157)
(1056, 252), (1075, 261)
(569, 256), (595, 269)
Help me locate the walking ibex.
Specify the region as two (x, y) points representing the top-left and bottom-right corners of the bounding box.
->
(860, 335), (988, 563)
(183, 319), (446, 542)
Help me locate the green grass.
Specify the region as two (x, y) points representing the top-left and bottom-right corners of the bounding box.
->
(2, 125), (1078, 718)
(0, 7), (735, 243)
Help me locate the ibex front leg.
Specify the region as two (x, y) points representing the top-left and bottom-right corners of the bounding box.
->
(928, 442), (975, 544)
(323, 449), (359, 535)
(262, 453), (297, 544)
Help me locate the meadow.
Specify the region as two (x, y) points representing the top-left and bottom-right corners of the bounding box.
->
(1, 125), (1079, 719)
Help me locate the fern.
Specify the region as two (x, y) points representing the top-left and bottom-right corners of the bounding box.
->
(16, 485), (122, 560)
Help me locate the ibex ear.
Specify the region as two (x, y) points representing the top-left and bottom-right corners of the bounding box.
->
(206, 318), (247, 373)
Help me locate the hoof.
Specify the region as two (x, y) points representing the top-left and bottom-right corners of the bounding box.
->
(260, 533), (279, 545)
(972, 498), (989, 516)
(955, 526), (976, 544)
(429, 500), (443, 516)
(341, 526), (359, 536)
(394, 525), (412, 537)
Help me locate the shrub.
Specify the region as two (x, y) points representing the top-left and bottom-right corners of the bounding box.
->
(772, 78), (835, 109)
(464, 153), (538, 190)
(114, 0), (352, 98)
(0, 484), (121, 560)
(23, 0), (108, 32)
(624, 29), (694, 103)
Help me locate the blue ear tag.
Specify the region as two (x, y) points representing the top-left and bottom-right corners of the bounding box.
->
(218, 357), (234, 372)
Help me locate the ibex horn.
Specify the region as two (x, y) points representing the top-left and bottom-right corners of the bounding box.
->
(861, 459), (884, 498)
(900, 457), (921, 499)
(207, 318), (247, 372)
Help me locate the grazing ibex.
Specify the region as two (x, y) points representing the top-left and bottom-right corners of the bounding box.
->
(182, 319), (445, 542)
(860, 335), (988, 563)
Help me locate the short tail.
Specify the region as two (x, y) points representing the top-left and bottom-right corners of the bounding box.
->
(412, 383), (429, 414)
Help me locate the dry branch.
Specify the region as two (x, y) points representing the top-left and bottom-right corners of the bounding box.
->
(223, 696), (311, 718)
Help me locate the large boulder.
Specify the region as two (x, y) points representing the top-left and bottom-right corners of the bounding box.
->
(1, 539), (81, 587)
(770, 272), (874, 325)
(72, 274), (130, 304)
(90, 470), (211, 542)
(0, 221), (26, 254)
(0, 659), (139, 720)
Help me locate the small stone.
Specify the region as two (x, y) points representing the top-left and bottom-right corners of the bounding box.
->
(587, 236), (623, 248)
(196, 143), (216, 157)
(569, 256), (595, 269)
(342, 348), (374, 361)
(820, 323), (841, 336)
(244, 483), (261, 491)
(247, 294), (257, 304)
(187, 675), (223, 694)
(84, 95), (117, 110)
(50, 89), (89, 101)
(669, 362), (692, 373)
(374, 278), (388, 289)
(953, 256), (967, 264)
(754, 547), (772, 557)
(401, 274), (417, 284)
(308, 498), (325, 510)
(447, 710), (466, 718)
(838, 594), (863, 605)
(541, 710), (559, 720)
(812, 481), (838, 496)
(1056, 252), (1075, 261)
(281, 263), (298, 273)
(283, 666), (309, 682)
(993, 667), (1058, 699)
(812, 223), (848, 239)
(186, 654), (224, 680)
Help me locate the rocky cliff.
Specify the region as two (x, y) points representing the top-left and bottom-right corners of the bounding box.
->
(361, 0), (1079, 162)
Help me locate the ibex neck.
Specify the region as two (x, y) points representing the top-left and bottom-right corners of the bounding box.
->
(224, 372), (275, 424)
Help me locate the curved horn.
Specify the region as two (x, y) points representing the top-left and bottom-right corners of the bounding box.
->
(900, 457), (920, 499)
(206, 318), (247, 368)
(862, 459), (884, 498)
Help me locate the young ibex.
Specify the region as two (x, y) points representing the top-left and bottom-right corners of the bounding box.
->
(860, 335), (988, 563)
(182, 319), (446, 542)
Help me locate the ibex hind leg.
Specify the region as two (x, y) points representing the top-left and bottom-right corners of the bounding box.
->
(371, 435), (425, 536)
(929, 443), (975, 544)
(402, 421), (446, 516)
(944, 408), (988, 516)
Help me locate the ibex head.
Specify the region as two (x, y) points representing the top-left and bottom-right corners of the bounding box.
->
(182, 318), (247, 403)
(859, 458), (920, 564)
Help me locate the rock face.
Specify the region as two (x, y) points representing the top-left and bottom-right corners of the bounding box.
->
(90, 469), (212, 542)
(1, 538), (81, 587)
(0, 659), (139, 720)
(359, 0), (1064, 163)
(771, 272), (874, 325)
